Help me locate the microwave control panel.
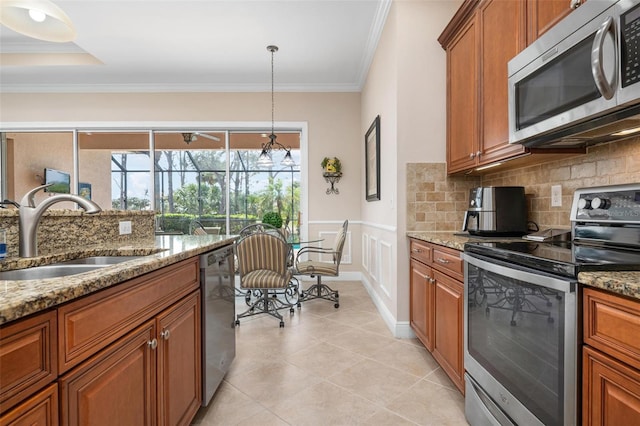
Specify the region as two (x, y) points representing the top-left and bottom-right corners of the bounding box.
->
(621, 2), (640, 87)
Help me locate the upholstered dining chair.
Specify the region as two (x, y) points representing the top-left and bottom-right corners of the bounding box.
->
(234, 231), (295, 327)
(236, 222), (300, 307)
(295, 220), (348, 308)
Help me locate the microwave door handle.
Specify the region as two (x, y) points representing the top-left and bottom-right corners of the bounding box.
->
(462, 210), (469, 231)
(591, 15), (617, 100)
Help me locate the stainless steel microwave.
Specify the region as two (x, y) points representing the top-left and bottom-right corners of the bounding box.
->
(508, 0), (640, 148)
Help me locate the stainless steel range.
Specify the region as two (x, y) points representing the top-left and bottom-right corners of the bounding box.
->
(462, 183), (640, 426)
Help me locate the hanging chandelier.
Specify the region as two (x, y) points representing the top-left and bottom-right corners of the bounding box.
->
(257, 45), (296, 168)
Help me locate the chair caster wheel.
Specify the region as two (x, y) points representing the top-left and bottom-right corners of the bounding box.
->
(235, 320), (240, 326)
(297, 302), (301, 308)
(334, 303), (339, 308)
(289, 307), (294, 314)
(510, 320), (516, 326)
(279, 321), (285, 328)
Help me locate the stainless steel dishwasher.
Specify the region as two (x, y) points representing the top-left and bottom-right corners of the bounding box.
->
(200, 244), (236, 406)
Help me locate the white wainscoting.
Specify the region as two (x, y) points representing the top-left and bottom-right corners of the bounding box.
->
(368, 236), (378, 282)
(362, 233), (369, 271)
(378, 240), (392, 298)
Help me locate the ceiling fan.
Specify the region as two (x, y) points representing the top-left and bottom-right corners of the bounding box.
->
(181, 132), (221, 144)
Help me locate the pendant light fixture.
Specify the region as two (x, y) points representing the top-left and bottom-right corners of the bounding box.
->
(0, 0), (76, 42)
(257, 45), (296, 168)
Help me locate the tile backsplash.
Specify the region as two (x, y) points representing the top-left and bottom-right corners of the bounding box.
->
(407, 138), (640, 232)
(407, 163), (480, 232)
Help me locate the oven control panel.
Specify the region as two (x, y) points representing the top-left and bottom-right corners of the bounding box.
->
(571, 183), (640, 223)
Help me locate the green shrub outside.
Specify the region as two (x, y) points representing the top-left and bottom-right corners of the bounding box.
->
(262, 212), (283, 229)
(157, 213), (259, 234)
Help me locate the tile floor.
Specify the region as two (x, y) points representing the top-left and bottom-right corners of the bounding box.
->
(191, 280), (468, 426)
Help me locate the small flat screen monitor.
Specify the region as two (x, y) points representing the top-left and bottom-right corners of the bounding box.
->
(44, 168), (71, 194)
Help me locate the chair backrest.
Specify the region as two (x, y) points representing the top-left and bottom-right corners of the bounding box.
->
(239, 222), (286, 241)
(332, 220), (348, 267)
(236, 232), (290, 277)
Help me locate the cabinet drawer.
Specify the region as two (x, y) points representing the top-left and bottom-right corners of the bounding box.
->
(0, 310), (57, 411)
(0, 382), (58, 426)
(432, 247), (463, 281)
(410, 240), (432, 264)
(584, 287), (640, 371)
(58, 258), (199, 373)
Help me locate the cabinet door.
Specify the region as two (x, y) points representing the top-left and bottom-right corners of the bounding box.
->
(156, 292), (201, 426)
(0, 310), (57, 410)
(527, 0), (577, 44)
(583, 346), (640, 425)
(410, 259), (434, 351)
(432, 270), (464, 393)
(0, 383), (58, 426)
(478, 0), (527, 164)
(59, 322), (156, 426)
(447, 17), (478, 174)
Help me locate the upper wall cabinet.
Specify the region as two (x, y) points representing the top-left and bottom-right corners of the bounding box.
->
(527, 0), (584, 44)
(439, 0), (582, 175)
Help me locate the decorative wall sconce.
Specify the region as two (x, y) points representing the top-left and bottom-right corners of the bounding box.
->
(321, 157), (342, 195)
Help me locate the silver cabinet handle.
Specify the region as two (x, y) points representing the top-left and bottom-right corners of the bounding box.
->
(570, 0), (581, 9)
(429, 278), (436, 284)
(148, 338), (158, 350)
(469, 153), (475, 159)
(412, 248), (422, 253)
(476, 151), (482, 157)
(160, 329), (171, 340)
(436, 258), (451, 264)
(591, 16), (616, 100)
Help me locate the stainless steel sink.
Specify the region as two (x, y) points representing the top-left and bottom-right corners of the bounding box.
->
(0, 255), (150, 280)
(0, 264), (106, 280)
(61, 256), (144, 265)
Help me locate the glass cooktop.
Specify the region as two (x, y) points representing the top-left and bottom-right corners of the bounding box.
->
(464, 241), (640, 278)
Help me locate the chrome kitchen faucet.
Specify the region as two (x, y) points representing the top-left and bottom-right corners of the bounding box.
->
(18, 184), (102, 258)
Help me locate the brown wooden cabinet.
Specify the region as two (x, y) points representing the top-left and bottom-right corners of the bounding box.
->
(59, 322), (156, 426)
(410, 258), (434, 351)
(441, 0), (526, 174)
(527, 0), (579, 44)
(1, 256), (203, 426)
(477, 0), (527, 166)
(60, 292), (201, 426)
(446, 16), (478, 173)
(0, 383), (58, 426)
(432, 270), (464, 391)
(439, 0), (582, 174)
(583, 287), (640, 425)
(0, 310), (57, 416)
(157, 292), (201, 426)
(409, 238), (464, 393)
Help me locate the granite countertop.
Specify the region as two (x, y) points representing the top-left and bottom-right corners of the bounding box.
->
(408, 232), (640, 301)
(0, 234), (237, 325)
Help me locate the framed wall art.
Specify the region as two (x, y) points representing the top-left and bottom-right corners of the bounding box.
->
(365, 115), (380, 201)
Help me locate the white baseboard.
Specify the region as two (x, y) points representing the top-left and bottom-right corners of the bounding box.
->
(359, 274), (416, 340)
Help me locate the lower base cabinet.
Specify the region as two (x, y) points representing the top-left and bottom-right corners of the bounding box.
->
(432, 270), (464, 391)
(60, 292), (201, 426)
(583, 346), (640, 425)
(409, 238), (464, 394)
(583, 287), (640, 425)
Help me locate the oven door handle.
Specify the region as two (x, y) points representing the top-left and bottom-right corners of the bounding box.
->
(462, 253), (576, 293)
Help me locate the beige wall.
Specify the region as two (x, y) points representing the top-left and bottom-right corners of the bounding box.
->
(360, 0), (461, 331)
(1, 92), (363, 271)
